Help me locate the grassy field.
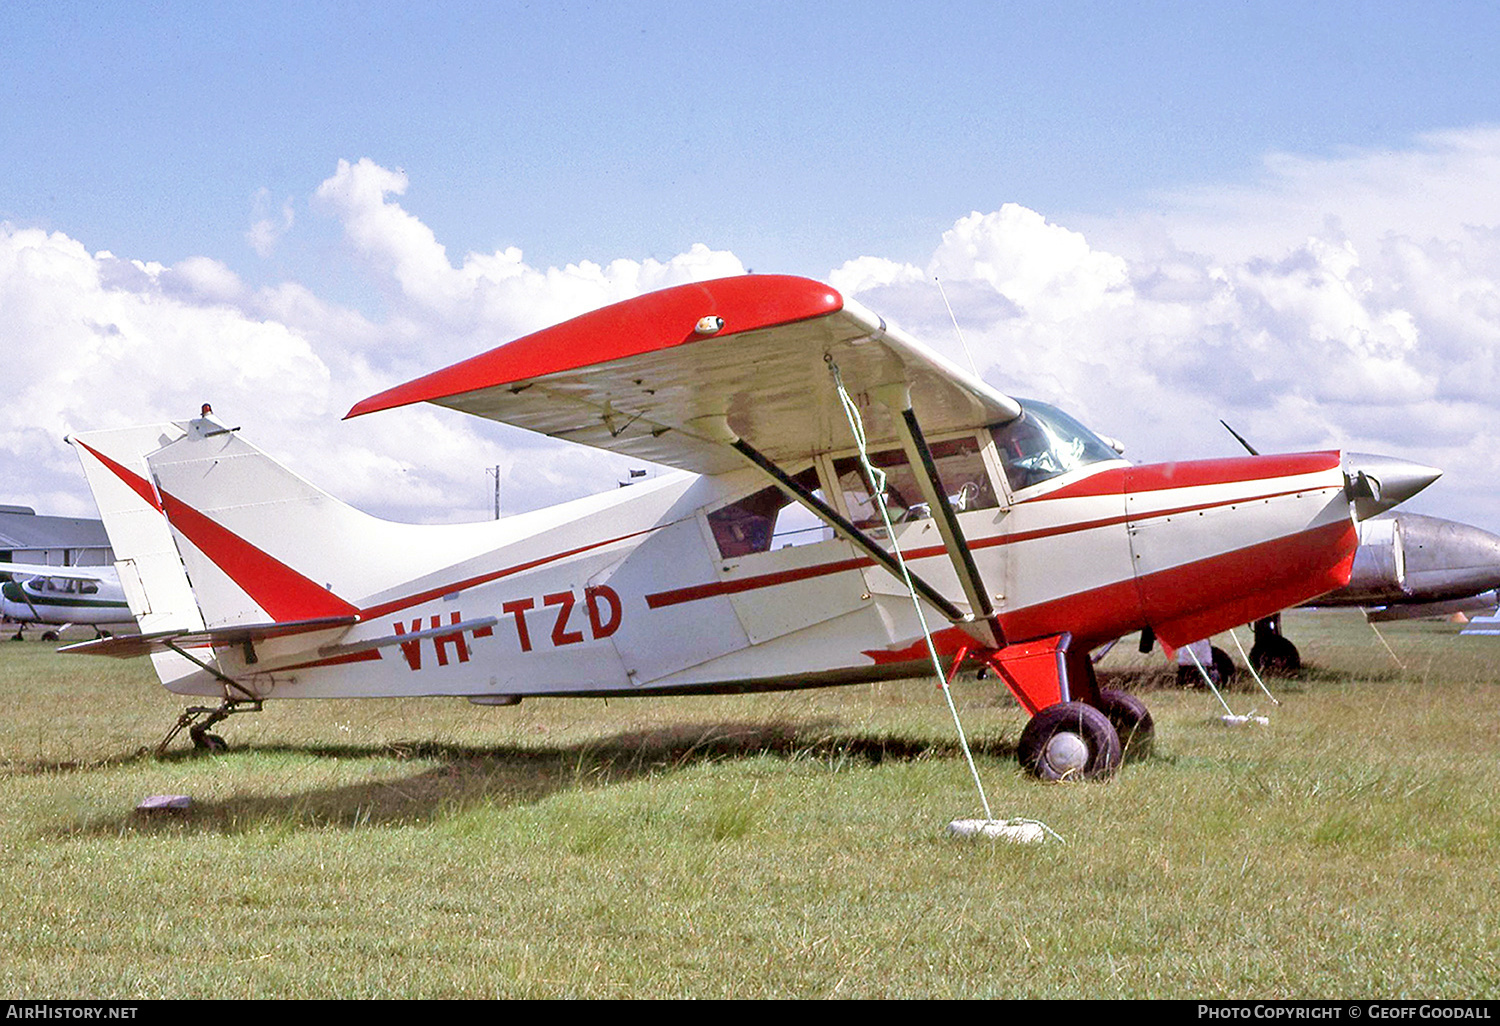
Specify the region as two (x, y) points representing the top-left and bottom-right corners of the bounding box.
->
(2, 609), (1497, 999)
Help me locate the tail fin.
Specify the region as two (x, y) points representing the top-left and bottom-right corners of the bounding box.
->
(70, 422), (212, 694)
(69, 423), (203, 636)
(72, 410), (508, 695)
(132, 409), (499, 630)
(142, 412), (361, 628)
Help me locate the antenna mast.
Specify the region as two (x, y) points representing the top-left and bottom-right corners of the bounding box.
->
(935, 276), (981, 379)
(486, 466), (501, 519)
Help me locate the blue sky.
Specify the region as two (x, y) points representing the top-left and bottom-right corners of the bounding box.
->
(5, 1), (1500, 533)
(11, 2), (1499, 288)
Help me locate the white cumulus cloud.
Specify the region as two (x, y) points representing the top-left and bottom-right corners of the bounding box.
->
(832, 130), (1500, 531)
(6, 132), (1500, 538)
(1, 160), (748, 524)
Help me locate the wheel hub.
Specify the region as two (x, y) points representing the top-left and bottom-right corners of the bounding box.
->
(1041, 731), (1089, 776)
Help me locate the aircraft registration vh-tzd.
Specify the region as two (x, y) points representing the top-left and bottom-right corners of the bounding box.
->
(63, 275), (1439, 778)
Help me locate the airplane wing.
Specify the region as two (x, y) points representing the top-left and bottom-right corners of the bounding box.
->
(0, 563), (117, 582)
(347, 275), (1022, 475)
(1366, 592), (1500, 622)
(1460, 611), (1500, 636)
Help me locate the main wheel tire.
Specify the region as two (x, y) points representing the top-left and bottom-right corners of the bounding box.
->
(1096, 688), (1155, 761)
(1250, 634), (1301, 675)
(1018, 702), (1122, 781)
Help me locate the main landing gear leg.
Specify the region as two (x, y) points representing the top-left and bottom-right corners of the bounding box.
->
(156, 698), (263, 756)
(966, 633), (1151, 780)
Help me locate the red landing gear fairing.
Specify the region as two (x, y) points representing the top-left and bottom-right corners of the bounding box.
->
(64, 275), (1437, 775)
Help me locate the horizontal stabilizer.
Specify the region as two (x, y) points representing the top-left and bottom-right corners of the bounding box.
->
(61, 615), (359, 660)
(320, 615), (498, 659)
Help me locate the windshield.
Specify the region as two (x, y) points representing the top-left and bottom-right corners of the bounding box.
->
(990, 399), (1120, 492)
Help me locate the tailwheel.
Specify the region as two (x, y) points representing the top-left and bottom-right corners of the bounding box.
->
(1096, 688), (1155, 761)
(1018, 702), (1122, 781)
(157, 698), (261, 756)
(190, 728), (228, 753)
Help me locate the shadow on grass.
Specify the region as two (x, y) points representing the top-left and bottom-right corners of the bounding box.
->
(48, 719), (1025, 838)
(1097, 665), (1345, 695)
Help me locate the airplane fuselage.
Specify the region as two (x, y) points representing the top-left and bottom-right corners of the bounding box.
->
(155, 439), (1357, 702)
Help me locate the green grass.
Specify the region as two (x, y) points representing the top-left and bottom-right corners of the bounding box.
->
(2, 610), (1498, 998)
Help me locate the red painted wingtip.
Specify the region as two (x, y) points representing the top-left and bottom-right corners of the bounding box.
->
(345, 274), (843, 420)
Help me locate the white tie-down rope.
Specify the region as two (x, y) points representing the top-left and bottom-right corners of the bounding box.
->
(830, 361), (1062, 844)
(1186, 644), (1236, 716)
(1187, 643), (1268, 727)
(1227, 627), (1281, 706)
(1367, 619), (1408, 671)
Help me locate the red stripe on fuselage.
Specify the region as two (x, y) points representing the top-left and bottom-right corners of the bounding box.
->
(161, 507), (652, 625)
(1142, 517), (1357, 647)
(865, 517), (1357, 665)
(357, 526), (661, 620)
(275, 649), (384, 673)
(645, 479), (1340, 610)
(1035, 451), (1341, 501)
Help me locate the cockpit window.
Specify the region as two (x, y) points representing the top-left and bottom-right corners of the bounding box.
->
(708, 467), (832, 558)
(833, 436), (997, 529)
(990, 400), (1120, 492)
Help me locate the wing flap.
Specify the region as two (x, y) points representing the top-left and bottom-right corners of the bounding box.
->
(347, 276), (1021, 473)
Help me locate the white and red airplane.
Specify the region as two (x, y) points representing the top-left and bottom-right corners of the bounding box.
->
(63, 275), (1438, 775)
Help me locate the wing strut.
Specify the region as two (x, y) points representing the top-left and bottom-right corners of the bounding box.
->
(727, 437), (970, 625)
(881, 392), (1003, 648)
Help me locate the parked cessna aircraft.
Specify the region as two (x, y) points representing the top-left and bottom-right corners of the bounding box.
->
(1, 563), (131, 640)
(1237, 511), (1500, 672)
(63, 275), (1440, 777)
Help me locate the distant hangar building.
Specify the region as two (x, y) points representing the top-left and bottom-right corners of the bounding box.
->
(0, 505), (113, 567)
